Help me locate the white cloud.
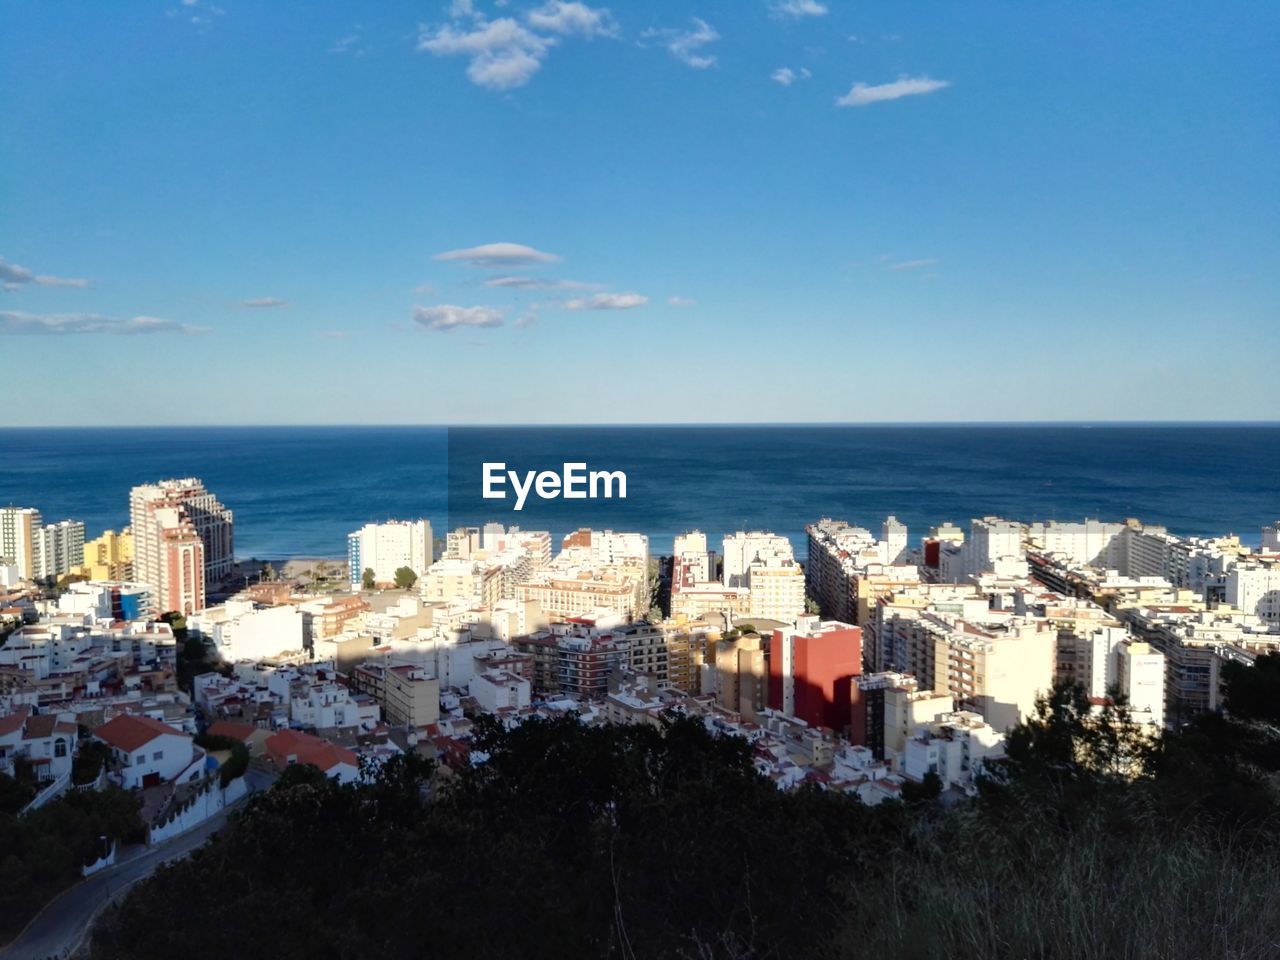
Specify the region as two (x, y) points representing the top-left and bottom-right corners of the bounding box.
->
(330, 34), (368, 56)
(516, 307), (539, 328)
(771, 0), (827, 19)
(771, 66), (810, 86)
(418, 17), (557, 90)
(485, 275), (599, 290)
(837, 75), (950, 107)
(420, 4), (620, 89)
(169, 0), (223, 27)
(887, 258), (938, 271)
(434, 242), (561, 267)
(413, 303), (505, 331)
(0, 311), (206, 336)
(240, 296), (289, 308)
(564, 292), (648, 310)
(0, 256), (89, 291)
(643, 18), (718, 69)
(526, 2), (618, 38)
(667, 296), (696, 306)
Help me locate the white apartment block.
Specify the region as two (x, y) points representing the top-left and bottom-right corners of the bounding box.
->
(882, 516), (909, 564)
(1116, 641), (1166, 729)
(903, 711), (1005, 792)
(0, 507), (42, 580)
(673, 530), (714, 583)
(722, 531), (794, 589)
(420, 557), (502, 607)
(560, 529), (649, 568)
(347, 519), (433, 587)
(882, 683), (954, 761)
(445, 527), (483, 559)
(1075, 624), (1166, 728)
(55, 580), (150, 622)
(469, 669), (531, 713)
(0, 617), (95, 680)
(34, 519), (85, 580)
(1227, 560), (1280, 624)
(1263, 523), (1280, 554)
(806, 517), (919, 625)
(875, 599), (1056, 734)
(363, 633), (510, 692)
(290, 682), (379, 732)
(189, 599), (306, 661)
(484, 526), (553, 566)
(942, 517), (1026, 583)
(1026, 519), (1127, 568)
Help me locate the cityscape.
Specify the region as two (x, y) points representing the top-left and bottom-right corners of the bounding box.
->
(3, 0), (1277, 957)
(1, 478), (1279, 955)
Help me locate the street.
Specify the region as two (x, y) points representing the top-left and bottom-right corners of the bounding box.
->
(0, 768), (273, 960)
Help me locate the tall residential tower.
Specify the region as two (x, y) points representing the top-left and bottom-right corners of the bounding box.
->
(130, 478), (233, 615)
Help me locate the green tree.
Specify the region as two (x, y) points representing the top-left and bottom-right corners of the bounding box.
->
(159, 611), (188, 639)
(0, 773), (35, 815)
(1221, 651), (1280, 723)
(393, 567), (418, 590)
(73, 741), (114, 786)
(361, 567), (376, 590)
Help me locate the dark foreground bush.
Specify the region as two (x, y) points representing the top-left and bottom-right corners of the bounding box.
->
(88, 687), (1280, 960)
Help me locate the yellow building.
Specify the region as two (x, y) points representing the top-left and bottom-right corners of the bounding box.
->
(711, 632), (768, 720)
(77, 528), (134, 582)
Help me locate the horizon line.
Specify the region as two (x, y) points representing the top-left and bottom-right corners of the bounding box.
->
(1, 419), (1278, 430)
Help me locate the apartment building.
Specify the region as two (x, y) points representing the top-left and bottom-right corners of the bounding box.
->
(77, 528), (134, 581)
(130, 479), (233, 613)
(347, 519), (433, 586)
(768, 615), (862, 733)
(0, 507), (42, 580)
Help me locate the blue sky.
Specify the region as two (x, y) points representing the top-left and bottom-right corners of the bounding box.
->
(2, 0), (1277, 425)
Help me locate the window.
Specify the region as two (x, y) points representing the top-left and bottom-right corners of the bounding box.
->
(136, 753), (145, 764)
(153, 750), (164, 761)
(54, 739), (67, 758)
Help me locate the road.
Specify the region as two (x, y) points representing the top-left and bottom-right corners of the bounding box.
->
(1, 768), (274, 960)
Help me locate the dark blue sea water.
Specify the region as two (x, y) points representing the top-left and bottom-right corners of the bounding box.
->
(0, 425), (1275, 559)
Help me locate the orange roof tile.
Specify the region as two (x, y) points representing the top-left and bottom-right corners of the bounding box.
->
(207, 720), (257, 742)
(94, 714), (188, 752)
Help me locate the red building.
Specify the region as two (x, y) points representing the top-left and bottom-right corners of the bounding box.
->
(768, 616), (862, 733)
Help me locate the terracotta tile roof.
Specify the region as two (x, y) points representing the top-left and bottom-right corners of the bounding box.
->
(265, 729), (357, 774)
(0, 707), (32, 737)
(22, 714), (67, 741)
(94, 714), (188, 752)
(207, 720), (257, 742)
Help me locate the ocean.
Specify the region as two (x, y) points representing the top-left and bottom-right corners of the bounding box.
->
(0, 424), (1275, 560)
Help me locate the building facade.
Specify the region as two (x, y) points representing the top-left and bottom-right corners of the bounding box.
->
(347, 519), (433, 587)
(130, 479), (233, 613)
